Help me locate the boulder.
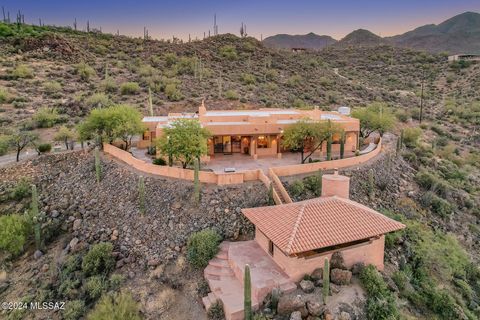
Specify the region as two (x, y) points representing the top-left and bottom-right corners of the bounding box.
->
(290, 311), (302, 320)
(72, 218), (82, 231)
(311, 267), (323, 281)
(338, 311), (351, 320)
(330, 252), (346, 269)
(351, 262), (365, 275)
(306, 300), (324, 317)
(331, 269), (352, 285)
(278, 294), (308, 318)
(33, 250), (43, 260)
(299, 280), (315, 293)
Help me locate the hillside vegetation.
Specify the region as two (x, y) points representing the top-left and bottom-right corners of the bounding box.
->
(0, 21), (479, 320)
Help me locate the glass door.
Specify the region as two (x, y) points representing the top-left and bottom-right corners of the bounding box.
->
(214, 136), (223, 153)
(231, 136), (241, 153)
(223, 136), (232, 154)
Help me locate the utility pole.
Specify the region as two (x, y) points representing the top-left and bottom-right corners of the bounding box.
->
(2, 6), (5, 23)
(74, 18), (77, 30)
(419, 67), (426, 124)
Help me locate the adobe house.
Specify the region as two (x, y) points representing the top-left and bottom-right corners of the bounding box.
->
(202, 172), (405, 319)
(139, 102), (360, 161)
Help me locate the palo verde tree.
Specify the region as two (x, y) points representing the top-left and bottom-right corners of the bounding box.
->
(351, 102), (396, 140)
(54, 126), (75, 150)
(156, 119), (211, 168)
(282, 119), (341, 164)
(77, 104), (144, 150)
(9, 130), (39, 162)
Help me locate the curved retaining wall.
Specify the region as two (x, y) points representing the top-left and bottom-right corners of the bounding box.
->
(103, 144), (261, 186)
(271, 139), (382, 177)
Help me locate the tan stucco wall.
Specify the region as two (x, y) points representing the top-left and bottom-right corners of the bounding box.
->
(255, 227), (385, 282)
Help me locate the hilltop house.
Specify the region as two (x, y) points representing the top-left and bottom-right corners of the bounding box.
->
(448, 54), (480, 62)
(202, 171), (405, 320)
(139, 102), (360, 161)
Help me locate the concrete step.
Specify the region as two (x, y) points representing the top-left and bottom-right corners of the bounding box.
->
(201, 292), (219, 311)
(280, 281), (297, 293)
(216, 250), (228, 260)
(209, 257), (230, 268)
(205, 265), (235, 277)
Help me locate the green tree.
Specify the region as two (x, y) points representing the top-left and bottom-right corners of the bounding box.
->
(77, 105), (144, 150)
(156, 119), (210, 168)
(0, 135), (11, 156)
(352, 102), (396, 139)
(54, 126), (75, 150)
(10, 130), (39, 162)
(282, 119), (340, 163)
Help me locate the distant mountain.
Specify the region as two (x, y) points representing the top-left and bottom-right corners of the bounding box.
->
(388, 11), (480, 54)
(262, 32), (337, 50)
(263, 11), (480, 54)
(333, 29), (387, 48)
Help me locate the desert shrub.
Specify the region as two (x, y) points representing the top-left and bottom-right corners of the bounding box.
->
(360, 265), (399, 320)
(164, 83), (183, 101)
(37, 143), (52, 153)
(219, 45), (237, 60)
(303, 175), (321, 195)
(85, 276), (105, 300)
(289, 180), (305, 198)
(0, 214), (30, 256)
(108, 274), (125, 291)
(74, 62), (96, 81)
(265, 69), (278, 81)
(0, 135), (10, 155)
(175, 57), (196, 75)
(62, 300), (85, 320)
(396, 110), (409, 122)
(9, 177), (31, 200)
(152, 158), (166, 166)
(120, 82), (140, 95)
(12, 64), (34, 78)
(287, 75), (302, 87)
(82, 242), (115, 276)
(87, 292), (141, 320)
(187, 229), (221, 268)
(164, 53), (178, 67)
(43, 81), (62, 95)
(403, 127), (422, 148)
(421, 192), (453, 217)
(292, 98), (307, 108)
(392, 271), (409, 291)
(240, 73), (256, 85)
(85, 93), (112, 109)
(100, 78), (117, 93)
(33, 107), (60, 128)
(0, 87), (9, 103)
(137, 64), (157, 77)
(207, 300), (225, 320)
(224, 89), (239, 100)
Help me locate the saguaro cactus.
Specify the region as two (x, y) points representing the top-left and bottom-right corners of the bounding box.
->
(31, 184), (43, 250)
(244, 264), (252, 320)
(138, 176), (145, 215)
(340, 130), (345, 159)
(323, 258), (330, 303)
(326, 133), (332, 161)
(268, 182), (274, 205)
(148, 87), (154, 116)
(368, 169), (374, 199)
(193, 158), (200, 204)
(95, 147), (101, 183)
(316, 169), (323, 196)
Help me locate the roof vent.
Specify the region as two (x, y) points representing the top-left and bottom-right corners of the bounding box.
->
(338, 106), (351, 115)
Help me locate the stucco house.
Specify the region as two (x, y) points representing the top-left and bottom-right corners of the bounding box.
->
(139, 102), (360, 161)
(202, 172), (405, 320)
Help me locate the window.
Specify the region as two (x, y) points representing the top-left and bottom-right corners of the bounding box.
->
(258, 135), (274, 148)
(268, 240), (274, 256)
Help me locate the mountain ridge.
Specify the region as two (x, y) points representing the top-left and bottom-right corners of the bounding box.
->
(263, 11), (480, 54)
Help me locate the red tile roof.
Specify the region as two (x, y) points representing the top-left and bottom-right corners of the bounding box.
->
(242, 196), (405, 255)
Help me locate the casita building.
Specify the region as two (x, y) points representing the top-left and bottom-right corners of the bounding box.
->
(140, 102), (361, 161)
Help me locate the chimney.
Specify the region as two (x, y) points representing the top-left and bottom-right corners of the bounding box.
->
(199, 99), (206, 116)
(321, 169), (350, 199)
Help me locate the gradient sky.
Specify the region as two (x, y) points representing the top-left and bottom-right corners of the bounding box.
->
(2, 0), (479, 41)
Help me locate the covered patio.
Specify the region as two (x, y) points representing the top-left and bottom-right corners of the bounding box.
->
(204, 150), (358, 174)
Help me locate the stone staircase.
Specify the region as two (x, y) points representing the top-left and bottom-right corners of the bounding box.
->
(202, 241), (296, 320)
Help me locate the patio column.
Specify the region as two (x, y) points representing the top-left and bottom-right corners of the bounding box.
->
(276, 134), (282, 159)
(251, 136), (258, 159)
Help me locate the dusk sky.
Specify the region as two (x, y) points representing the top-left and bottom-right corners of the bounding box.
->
(2, 0), (479, 41)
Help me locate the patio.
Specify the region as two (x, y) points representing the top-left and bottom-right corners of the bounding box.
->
(204, 151), (357, 174)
